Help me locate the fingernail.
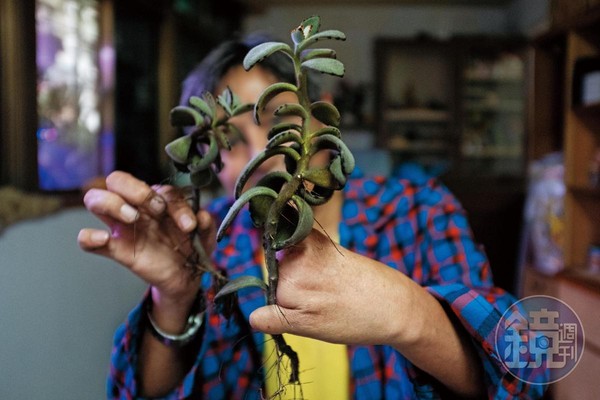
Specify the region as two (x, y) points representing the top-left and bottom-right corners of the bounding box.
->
(120, 204), (138, 223)
(91, 231), (109, 244)
(150, 196), (165, 213)
(179, 214), (194, 231)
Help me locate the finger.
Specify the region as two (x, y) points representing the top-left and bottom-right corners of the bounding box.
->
(249, 305), (299, 335)
(84, 188), (143, 225)
(77, 227), (134, 267)
(154, 185), (197, 233)
(198, 210), (214, 231)
(77, 228), (110, 251)
(105, 171), (166, 216)
(197, 210), (217, 253)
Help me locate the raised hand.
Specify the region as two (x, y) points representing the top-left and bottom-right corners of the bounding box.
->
(77, 171), (215, 303)
(249, 229), (419, 348)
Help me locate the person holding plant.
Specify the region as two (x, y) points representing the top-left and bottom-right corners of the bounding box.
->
(78, 33), (545, 399)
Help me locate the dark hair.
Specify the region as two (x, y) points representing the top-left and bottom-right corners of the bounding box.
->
(180, 32), (322, 106)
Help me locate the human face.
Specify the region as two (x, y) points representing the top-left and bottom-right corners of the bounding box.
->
(215, 65), (299, 195)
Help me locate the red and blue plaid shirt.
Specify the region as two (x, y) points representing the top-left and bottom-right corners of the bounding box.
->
(108, 169), (546, 399)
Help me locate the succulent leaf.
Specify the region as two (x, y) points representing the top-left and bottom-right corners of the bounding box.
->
(266, 130), (302, 149)
(225, 123), (245, 145)
(299, 184), (334, 205)
(300, 48), (337, 61)
(301, 58), (345, 77)
(329, 155), (347, 186)
(202, 92), (217, 120)
(214, 128), (232, 151)
(249, 191), (276, 227)
(190, 167), (214, 188)
(297, 29), (346, 53)
(217, 88), (234, 116)
(188, 135), (219, 172)
(300, 15), (321, 37)
(311, 133), (355, 174)
(170, 106), (203, 127)
(231, 103), (255, 117)
(310, 102), (341, 127)
(311, 125), (341, 139)
(267, 122), (303, 140)
(273, 103), (309, 121)
(254, 82), (298, 125)
(243, 42), (294, 71)
(165, 135), (193, 164)
(188, 96), (213, 120)
(291, 28), (304, 46)
(214, 276), (267, 302)
(271, 195), (314, 250)
(302, 167), (337, 189)
(234, 146), (301, 198)
(255, 171), (293, 191)
(217, 186), (279, 241)
(285, 142), (302, 174)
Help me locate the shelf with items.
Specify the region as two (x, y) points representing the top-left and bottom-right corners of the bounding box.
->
(384, 114), (453, 173)
(524, 5), (600, 395)
(374, 37), (456, 174)
(528, 33), (567, 161)
(383, 108), (451, 123)
(562, 25), (600, 272)
(374, 36), (529, 178)
(455, 37), (527, 177)
(525, 4), (600, 281)
(375, 36), (530, 293)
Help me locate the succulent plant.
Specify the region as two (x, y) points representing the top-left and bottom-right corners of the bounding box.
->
(213, 15), (354, 389)
(165, 88), (253, 276)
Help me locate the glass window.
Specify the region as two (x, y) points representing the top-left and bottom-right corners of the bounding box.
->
(36, 0), (113, 190)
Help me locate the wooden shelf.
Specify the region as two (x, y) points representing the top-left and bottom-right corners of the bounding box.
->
(527, 3), (600, 268)
(559, 268), (600, 295)
(461, 146), (522, 158)
(569, 184), (600, 197)
(384, 108), (450, 123)
(524, 7), (600, 395)
(573, 101), (600, 116)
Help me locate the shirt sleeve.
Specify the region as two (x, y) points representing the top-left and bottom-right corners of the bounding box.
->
(107, 290), (204, 400)
(415, 179), (547, 399)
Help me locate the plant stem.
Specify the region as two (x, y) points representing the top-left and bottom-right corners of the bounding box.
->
(260, 50), (317, 387)
(188, 187), (219, 278)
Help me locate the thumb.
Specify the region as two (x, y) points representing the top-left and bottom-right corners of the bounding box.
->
(249, 305), (297, 335)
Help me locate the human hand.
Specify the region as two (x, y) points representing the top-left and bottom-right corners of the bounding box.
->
(249, 229), (422, 347)
(78, 171), (216, 306)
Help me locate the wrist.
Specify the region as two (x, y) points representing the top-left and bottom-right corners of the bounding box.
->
(385, 276), (428, 350)
(149, 284), (203, 334)
(145, 290), (205, 347)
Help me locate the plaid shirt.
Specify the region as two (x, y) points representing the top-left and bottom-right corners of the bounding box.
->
(108, 169), (546, 399)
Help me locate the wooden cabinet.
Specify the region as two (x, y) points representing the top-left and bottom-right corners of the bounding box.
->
(553, 274), (600, 400)
(525, 3), (600, 397)
(523, 269), (600, 400)
(374, 36), (528, 179)
(374, 38), (456, 174)
(530, 4), (600, 273)
(374, 36), (528, 293)
(454, 37), (528, 178)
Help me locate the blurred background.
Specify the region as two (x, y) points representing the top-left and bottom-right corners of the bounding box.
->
(1, 0), (599, 398)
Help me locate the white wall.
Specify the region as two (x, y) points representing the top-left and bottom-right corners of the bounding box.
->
(0, 208), (147, 400)
(243, 5), (510, 89)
